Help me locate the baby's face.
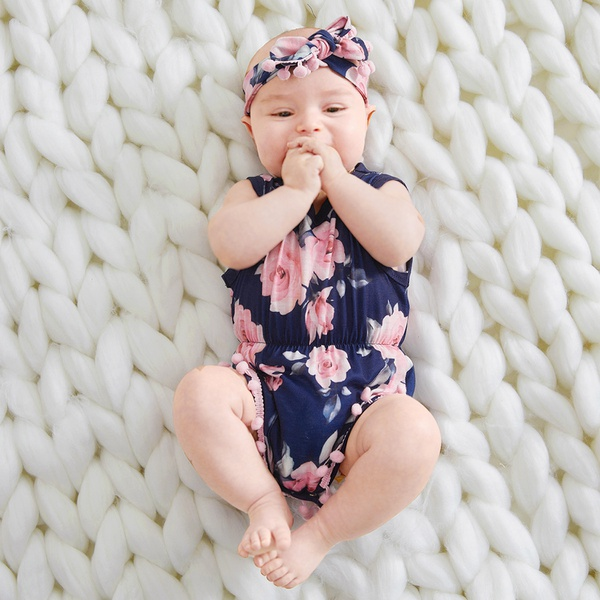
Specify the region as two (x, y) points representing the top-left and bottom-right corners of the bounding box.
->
(242, 67), (374, 177)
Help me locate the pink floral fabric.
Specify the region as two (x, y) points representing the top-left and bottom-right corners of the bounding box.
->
(305, 286), (334, 343)
(223, 163), (414, 506)
(258, 232), (309, 315)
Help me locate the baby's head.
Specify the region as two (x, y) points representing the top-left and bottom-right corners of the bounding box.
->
(243, 17), (375, 116)
(241, 17), (376, 176)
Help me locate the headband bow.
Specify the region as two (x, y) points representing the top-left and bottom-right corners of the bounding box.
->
(243, 16), (375, 115)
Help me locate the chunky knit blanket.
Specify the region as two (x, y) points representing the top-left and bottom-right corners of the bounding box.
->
(1, 1), (600, 599)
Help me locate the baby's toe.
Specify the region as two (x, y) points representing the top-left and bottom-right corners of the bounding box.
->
(267, 566), (293, 587)
(238, 531), (261, 557)
(256, 528), (272, 550)
(260, 557), (284, 578)
(254, 549), (277, 568)
(266, 565), (289, 583)
(238, 541), (250, 558)
(277, 572), (300, 588)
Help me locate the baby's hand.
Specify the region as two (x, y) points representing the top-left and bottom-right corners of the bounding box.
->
(287, 137), (347, 192)
(281, 145), (324, 200)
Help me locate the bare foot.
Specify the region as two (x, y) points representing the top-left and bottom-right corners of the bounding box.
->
(238, 490), (293, 558)
(254, 518), (333, 588)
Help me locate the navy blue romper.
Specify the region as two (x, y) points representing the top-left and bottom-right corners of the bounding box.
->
(222, 163), (415, 507)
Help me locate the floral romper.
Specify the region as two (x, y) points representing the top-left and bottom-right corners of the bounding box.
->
(222, 163), (415, 508)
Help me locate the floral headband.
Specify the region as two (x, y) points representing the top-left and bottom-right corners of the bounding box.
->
(243, 16), (375, 115)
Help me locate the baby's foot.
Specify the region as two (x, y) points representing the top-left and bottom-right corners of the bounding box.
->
(255, 519), (333, 588)
(238, 490), (293, 558)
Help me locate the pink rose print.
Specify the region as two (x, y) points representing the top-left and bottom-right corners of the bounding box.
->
(233, 302), (264, 342)
(232, 302), (265, 365)
(345, 66), (369, 102)
(305, 287), (334, 343)
(370, 347), (412, 397)
(303, 220), (346, 281)
(260, 363), (284, 391)
(282, 461), (328, 493)
(260, 232), (307, 315)
(311, 38), (332, 61)
(367, 304), (408, 358)
(335, 36), (366, 61)
(306, 345), (350, 389)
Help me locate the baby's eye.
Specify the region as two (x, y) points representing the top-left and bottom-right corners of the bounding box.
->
(325, 106), (344, 113)
(274, 110), (292, 117)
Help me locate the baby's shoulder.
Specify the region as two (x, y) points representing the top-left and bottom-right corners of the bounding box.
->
(223, 178), (258, 206)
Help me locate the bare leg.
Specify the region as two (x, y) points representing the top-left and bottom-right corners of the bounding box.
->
(256, 394), (441, 588)
(173, 365), (293, 557)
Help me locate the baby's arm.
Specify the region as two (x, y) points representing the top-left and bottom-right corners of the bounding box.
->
(326, 176), (423, 268)
(289, 137), (424, 268)
(208, 148), (323, 269)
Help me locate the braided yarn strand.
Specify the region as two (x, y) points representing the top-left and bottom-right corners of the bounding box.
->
(1, 0), (599, 598)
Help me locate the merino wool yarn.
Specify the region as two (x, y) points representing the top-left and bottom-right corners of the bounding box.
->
(1, 1), (600, 599)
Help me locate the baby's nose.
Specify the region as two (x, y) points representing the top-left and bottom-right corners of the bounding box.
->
(296, 110), (322, 133)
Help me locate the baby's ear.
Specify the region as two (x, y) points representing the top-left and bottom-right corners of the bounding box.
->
(366, 104), (376, 125)
(241, 115), (254, 138)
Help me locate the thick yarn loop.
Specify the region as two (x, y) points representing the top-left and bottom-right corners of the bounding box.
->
(1, 1), (600, 599)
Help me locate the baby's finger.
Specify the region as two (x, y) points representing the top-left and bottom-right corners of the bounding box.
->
(288, 137), (323, 152)
(308, 153), (324, 172)
(288, 135), (312, 146)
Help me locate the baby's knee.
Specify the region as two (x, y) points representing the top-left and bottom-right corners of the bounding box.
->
(404, 398), (440, 450)
(173, 364), (254, 429)
(415, 405), (441, 460)
(173, 365), (224, 422)
(380, 397), (441, 461)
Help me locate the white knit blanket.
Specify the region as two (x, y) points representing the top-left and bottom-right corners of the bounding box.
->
(1, 1), (600, 598)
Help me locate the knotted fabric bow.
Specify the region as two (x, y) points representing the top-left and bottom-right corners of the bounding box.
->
(243, 16), (375, 115)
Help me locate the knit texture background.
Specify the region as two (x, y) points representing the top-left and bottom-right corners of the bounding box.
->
(1, 0), (600, 598)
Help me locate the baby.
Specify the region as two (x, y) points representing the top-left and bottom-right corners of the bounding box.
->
(173, 17), (441, 588)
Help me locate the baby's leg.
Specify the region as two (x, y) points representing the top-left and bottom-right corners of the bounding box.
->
(173, 365), (293, 557)
(257, 394), (441, 588)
